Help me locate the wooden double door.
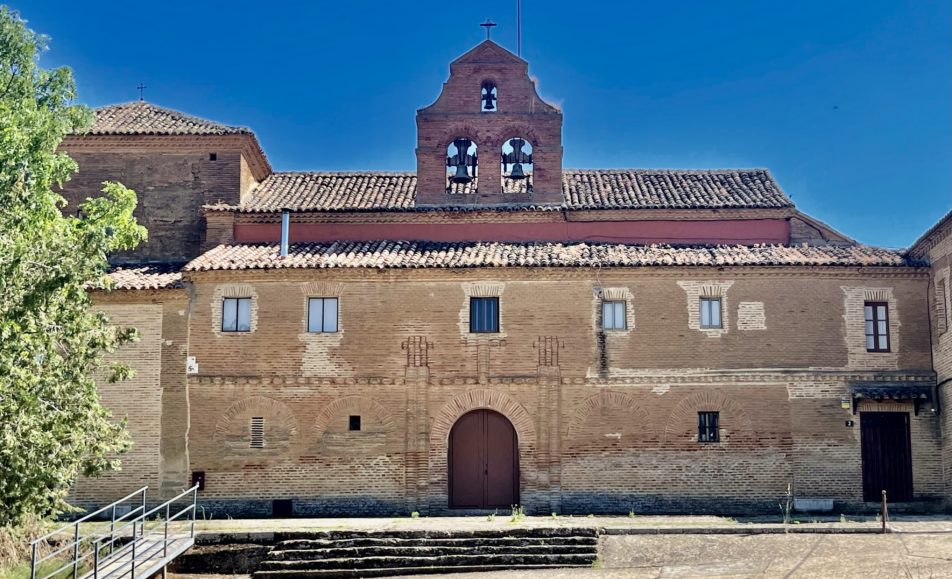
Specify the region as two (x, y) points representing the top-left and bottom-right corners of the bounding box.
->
(449, 410), (519, 509)
(861, 412), (913, 502)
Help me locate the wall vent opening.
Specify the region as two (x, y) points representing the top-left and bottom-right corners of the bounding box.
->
(349, 415), (361, 431)
(272, 499), (293, 518)
(250, 416), (264, 448)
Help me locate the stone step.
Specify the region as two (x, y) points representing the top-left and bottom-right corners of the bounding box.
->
(269, 543), (597, 561)
(273, 527), (597, 542)
(275, 535), (598, 550)
(257, 553), (597, 572)
(254, 564), (593, 579)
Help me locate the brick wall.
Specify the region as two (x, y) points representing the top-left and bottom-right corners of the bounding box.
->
(416, 41), (562, 204)
(58, 138), (249, 263)
(168, 266), (938, 515)
(923, 229), (952, 503)
(72, 301), (165, 505)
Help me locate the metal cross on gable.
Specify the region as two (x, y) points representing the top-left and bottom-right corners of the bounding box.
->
(480, 19), (497, 40)
(137, 83), (147, 101)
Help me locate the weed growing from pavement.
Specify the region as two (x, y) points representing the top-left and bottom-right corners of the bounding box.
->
(509, 505), (525, 523)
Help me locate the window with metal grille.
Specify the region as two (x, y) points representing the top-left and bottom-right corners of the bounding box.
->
(864, 302), (890, 352)
(469, 297), (499, 333)
(700, 297), (722, 329)
(308, 297), (339, 333)
(222, 297), (251, 332)
(250, 416), (264, 448)
(698, 411), (719, 443)
(937, 280), (948, 335)
(602, 301), (626, 330)
(349, 415), (361, 431)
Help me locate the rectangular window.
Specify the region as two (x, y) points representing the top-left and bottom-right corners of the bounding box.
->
(307, 297), (339, 333)
(349, 415), (361, 431)
(864, 302), (890, 352)
(700, 297), (722, 329)
(222, 297), (252, 332)
(698, 411), (719, 443)
(250, 416), (264, 448)
(469, 297), (499, 333)
(602, 301), (626, 330)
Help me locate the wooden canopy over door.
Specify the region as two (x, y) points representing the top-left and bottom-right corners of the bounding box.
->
(861, 412), (913, 502)
(449, 409), (519, 509)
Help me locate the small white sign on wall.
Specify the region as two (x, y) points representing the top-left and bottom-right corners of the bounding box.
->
(186, 356), (199, 375)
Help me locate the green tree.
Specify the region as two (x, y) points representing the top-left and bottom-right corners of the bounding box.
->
(0, 8), (146, 527)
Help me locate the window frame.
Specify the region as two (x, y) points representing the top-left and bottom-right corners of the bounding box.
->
(307, 297), (339, 334)
(699, 297), (723, 329)
(698, 411), (720, 443)
(602, 300), (627, 331)
(221, 297), (252, 333)
(865, 301), (891, 352)
(469, 297), (500, 334)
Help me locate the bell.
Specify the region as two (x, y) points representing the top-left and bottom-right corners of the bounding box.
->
(508, 163), (527, 180)
(451, 162), (472, 183)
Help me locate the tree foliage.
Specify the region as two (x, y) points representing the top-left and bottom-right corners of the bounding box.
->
(0, 8), (147, 527)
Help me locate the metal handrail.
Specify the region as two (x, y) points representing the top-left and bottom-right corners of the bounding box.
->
(31, 485), (199, 579)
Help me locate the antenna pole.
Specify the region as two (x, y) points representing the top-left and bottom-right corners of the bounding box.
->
(516, 0), (522, 56)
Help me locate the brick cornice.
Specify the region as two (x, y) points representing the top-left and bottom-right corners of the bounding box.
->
(181, 264), (929, 285)
(60, 133), (272, 181)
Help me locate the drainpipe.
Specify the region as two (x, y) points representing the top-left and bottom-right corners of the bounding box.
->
(280, 209), (290, 257)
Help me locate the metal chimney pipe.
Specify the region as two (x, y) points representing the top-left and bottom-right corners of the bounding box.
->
(280, 209), (290, 257)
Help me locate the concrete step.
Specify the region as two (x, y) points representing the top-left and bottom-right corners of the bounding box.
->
(273, 527), (597, 542)
(257, 553), (597, 572)
(275, 535), (598, 550)
(269, 543), (597, 561)
(254, 564), (593, 579)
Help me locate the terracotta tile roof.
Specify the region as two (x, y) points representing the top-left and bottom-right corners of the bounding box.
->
(87, 101), (251, 136)
(107, 263), (184, 289)
(228, 169), (792, 213)
(184, 241), (910, 272)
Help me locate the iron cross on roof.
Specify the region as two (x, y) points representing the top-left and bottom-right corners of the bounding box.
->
(137, 83), (147, 101)
(480, 19), (497, 40)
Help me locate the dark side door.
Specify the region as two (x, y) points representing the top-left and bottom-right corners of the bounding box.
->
(861, 412), (913, 502)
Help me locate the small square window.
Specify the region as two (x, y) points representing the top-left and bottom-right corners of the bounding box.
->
(470, 297), (499, 333)
(698, 411), (719, 443)
(250, 416), (264, 448)
(209, 153), (217, 161)
(308, 298), (339, 333)
(700, 297), (722, 329)
(349, 415), (361, 431)
(864, 302), (890, 352)
(222, 297), (252, 332)
(602, 301), (626, 330)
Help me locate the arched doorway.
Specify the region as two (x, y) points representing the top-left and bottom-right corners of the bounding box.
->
(448, 409), (519, 509)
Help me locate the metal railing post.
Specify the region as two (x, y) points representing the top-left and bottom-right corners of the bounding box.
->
(110, 503), (116, 556)
(141, 489), (147, 538)
(130, 531), (136, 579)
(93, 538), (100, 579)
(190, 486), (197, 537)
(30, 541), (37, 579)
(72, 523), (80, 578)
(163, 502), (170, 558)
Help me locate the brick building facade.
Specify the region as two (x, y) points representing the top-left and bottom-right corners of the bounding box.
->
(60, 40), (950, 515)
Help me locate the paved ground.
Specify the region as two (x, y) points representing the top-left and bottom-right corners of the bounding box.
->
(398, 533), (952, 578)
(167, 516), (952, 578)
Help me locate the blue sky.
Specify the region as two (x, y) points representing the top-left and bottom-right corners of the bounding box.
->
(24, 0), (950, 247)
